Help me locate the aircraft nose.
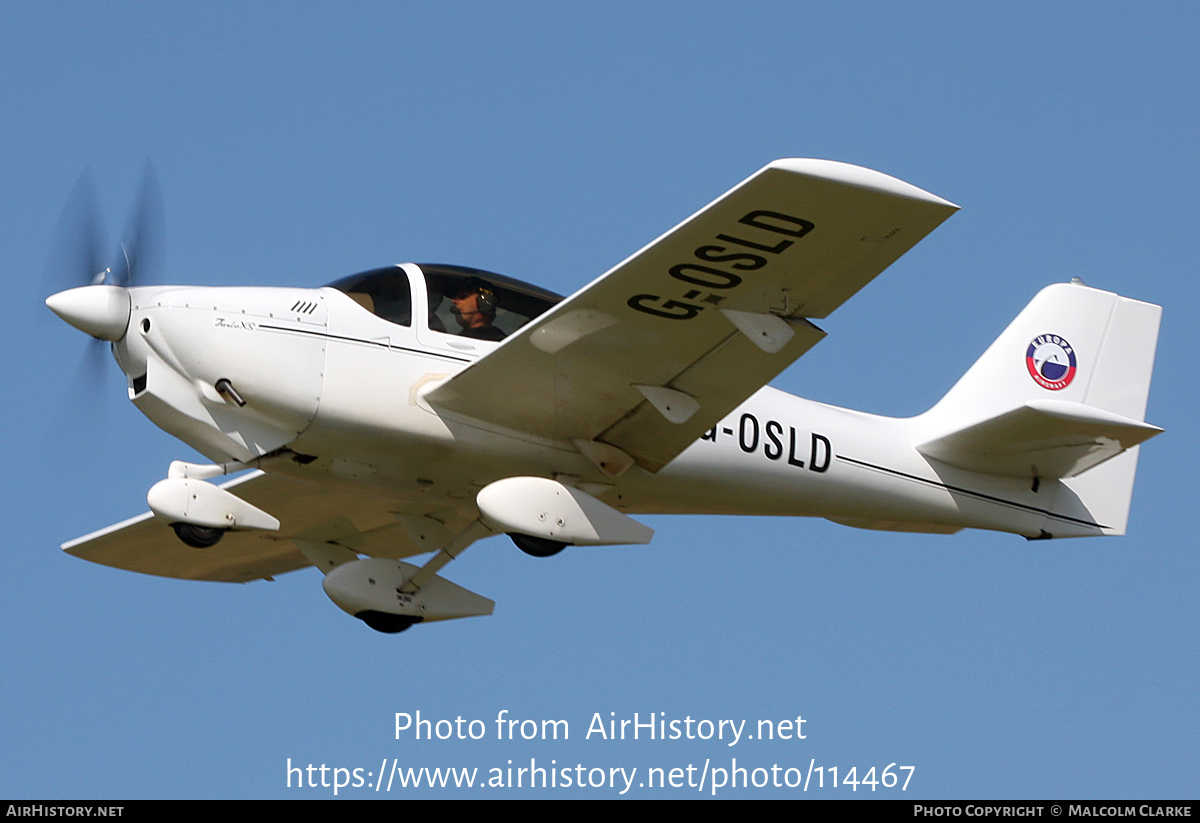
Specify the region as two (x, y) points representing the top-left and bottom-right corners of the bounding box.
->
(45, 284), (131, 341)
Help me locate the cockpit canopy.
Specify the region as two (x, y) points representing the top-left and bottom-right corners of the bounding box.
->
(326, 263), (562, 340)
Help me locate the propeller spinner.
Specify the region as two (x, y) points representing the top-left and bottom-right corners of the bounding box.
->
(45, 284), (131, 341)
(44, 162), (164, 342)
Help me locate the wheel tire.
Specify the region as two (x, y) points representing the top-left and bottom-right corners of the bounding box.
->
(356, 611), (420, 634)
(509, 533), (568, 558)
(172, 522), (226, 548)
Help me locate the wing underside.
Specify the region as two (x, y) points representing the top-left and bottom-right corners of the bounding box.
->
(63, 470), (452, 582)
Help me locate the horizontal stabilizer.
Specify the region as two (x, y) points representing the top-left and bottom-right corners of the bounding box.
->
(917, 399), (1162, 479)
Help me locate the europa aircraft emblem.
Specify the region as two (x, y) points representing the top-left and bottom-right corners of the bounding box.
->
(1026, 334), (1077, 390)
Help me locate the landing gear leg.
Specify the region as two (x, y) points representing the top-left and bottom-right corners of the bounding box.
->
(400, 519), (493, 593)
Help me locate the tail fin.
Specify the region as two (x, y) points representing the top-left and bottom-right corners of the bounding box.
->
(917, 281), (1162, 535)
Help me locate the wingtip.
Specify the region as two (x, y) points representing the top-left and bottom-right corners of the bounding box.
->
(767, 158), (960, 210)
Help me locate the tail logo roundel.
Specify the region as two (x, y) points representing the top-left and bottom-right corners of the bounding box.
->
(1026, 334), (1077, 390)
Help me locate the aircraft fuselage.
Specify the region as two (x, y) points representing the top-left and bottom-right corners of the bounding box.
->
(111, 279), (1103, 545)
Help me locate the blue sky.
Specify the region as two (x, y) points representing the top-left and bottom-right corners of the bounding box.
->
(2, 2), (1196, 798)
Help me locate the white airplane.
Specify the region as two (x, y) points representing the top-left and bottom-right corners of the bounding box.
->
(46, 159), (1163, 633)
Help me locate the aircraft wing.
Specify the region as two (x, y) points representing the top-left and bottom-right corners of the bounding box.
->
(63, 470), (445, 582)
(427, 159), (959, 472)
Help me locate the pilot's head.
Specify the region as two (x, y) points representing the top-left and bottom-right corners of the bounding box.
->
(450, 281), (497, 330)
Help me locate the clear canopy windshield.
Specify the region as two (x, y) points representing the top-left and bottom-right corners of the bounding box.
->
(419, 264), (562, 341)
(326, 264), (562, 340)
(325, 266), (413, 327)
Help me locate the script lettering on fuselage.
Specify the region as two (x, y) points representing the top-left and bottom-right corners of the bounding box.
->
(701, 411), (831, 473)
(214, 317), (257, 331)
(627, 210), (814, 320)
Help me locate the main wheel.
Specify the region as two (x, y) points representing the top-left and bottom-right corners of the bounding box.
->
(509, 533), (568, 558)
(172, 522), (225, 548)
(356, 611), (420, 634)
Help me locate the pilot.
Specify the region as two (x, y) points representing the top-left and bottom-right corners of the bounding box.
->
(450, 281), (506, 341)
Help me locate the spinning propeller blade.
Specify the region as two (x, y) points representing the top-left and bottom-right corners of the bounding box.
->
(43, 162), (165, 296)
(108, 162), (164, 288)
(42, 169), (107, 296)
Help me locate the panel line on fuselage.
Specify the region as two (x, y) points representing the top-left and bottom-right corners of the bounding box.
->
(256, 323), (474, 364)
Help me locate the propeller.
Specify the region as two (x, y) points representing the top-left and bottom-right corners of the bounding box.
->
(42, 161), (165, 296)
(107, 162), (165, 289)
(42, 169), (106, 297)
(42, 163), (166, 433)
